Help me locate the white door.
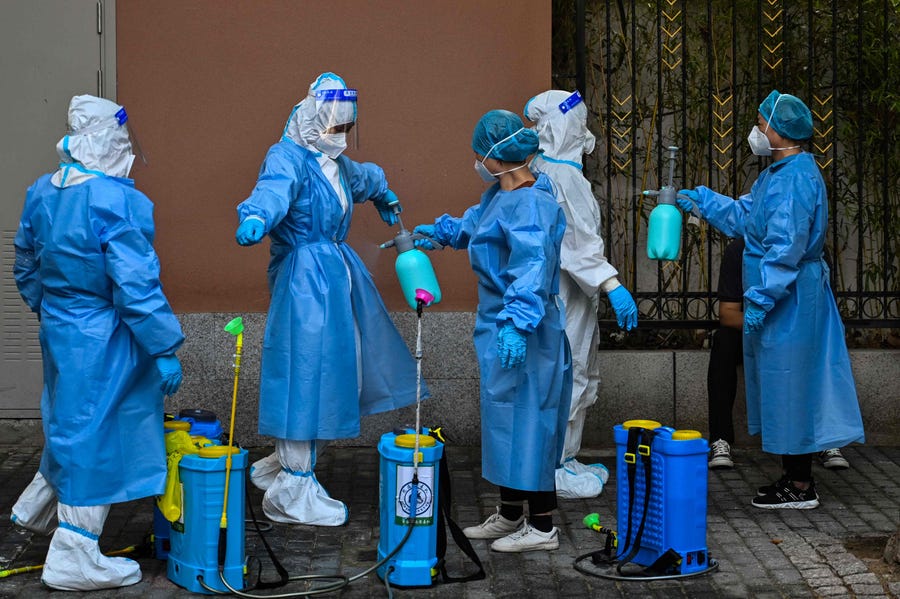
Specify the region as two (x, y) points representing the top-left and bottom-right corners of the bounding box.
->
(0, 0), (115, 417)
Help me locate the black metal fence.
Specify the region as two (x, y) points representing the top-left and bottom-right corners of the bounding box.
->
(552, 0), (900, 344)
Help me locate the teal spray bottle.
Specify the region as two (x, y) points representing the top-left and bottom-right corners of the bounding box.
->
(380, 208), (442, 310)
(643, 146), (698, 260)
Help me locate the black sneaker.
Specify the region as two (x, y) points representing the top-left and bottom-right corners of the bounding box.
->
(819, 448), (850, 470)
(756, 475), (789, 497)
(751, 479), (819, 509)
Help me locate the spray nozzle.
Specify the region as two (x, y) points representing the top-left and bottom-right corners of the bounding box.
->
(642, 146), (681, 205)
(224, 317), (244, 336)
(380, 229), (444, 253)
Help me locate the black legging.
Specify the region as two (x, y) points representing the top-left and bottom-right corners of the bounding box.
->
(782, 454), (813, 483)
(499, 486), (557, 514)
(707, 326), (743, 443)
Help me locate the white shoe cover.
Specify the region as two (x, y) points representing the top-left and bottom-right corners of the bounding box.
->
(11, 471), (58, 535)
(564, 457), (610, 482)
(41, 504), (141, 591)
(261, 439), (348, 527)
(555, 458), (610, 499)
(250, 452), (281, 491)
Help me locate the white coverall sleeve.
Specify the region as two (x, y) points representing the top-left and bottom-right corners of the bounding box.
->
(557, 175), (619, 297)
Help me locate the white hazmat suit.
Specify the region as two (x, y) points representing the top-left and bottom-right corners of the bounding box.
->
(525, 90), (638, 499)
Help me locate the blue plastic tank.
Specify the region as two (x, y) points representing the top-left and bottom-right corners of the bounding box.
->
(613, 421), (709, 574)
(396, 248), (442, 310)
(377, 430), (444, 587)
(647, 201), (683, 260)
(167, 446), (247, 594)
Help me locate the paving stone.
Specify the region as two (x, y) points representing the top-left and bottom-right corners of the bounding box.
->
(0, 444), (897, 598)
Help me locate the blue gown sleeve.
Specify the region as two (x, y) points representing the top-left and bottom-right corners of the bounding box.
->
(696, 186), (752, 238)
(99, 192), (185, 357)
(434, 201), (486, 250)
(496, 192), (562, 334)
(14, 186), (42, 313)
(237, 145), (298, 231)
(743, 173), (816, 311)
(338, 156), (389, 203)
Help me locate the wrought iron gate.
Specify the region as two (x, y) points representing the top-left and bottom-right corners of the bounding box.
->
(553, 0), (900, 344)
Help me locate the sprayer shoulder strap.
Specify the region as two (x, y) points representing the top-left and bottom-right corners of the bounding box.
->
(616, 428), (656, 575)
(618, 426), (643, 559)
(435, 449), (486, 583)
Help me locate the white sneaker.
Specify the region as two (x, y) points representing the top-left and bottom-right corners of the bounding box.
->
(709, 439), (734, 469)
(490, 521), (559, 553)
(819, 448), (850, 470)
(462, 507), (524, 540)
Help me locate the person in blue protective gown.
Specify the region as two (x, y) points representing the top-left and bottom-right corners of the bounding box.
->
(413, 110), (572, 552)
(677, 90), (864, 510)
(235, 72), (424, 526)
(524, 90), (639, 499)
(10, 95), (185, 590)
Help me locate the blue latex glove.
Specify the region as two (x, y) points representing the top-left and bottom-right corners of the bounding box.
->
(374, 189), (402, 226)
(497, 322), (527, 369)
(155, 355), (183, 396)
(744, 302), (767, 334)
(608, 285), (638, 331)
(413, 224), (437, 250)
(677, 188), (700, 213)
(236, 218), (265, 246)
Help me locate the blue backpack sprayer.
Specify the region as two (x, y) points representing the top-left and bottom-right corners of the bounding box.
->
(574, 420), (718, 580)
(376, 206), (444, 586)
(166, 317), (248, 594)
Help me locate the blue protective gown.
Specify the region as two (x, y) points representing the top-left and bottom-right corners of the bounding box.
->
(237, 140), (423, 440)
(14, 174), (184, 506)
(693, 152), (864, 454)
(432, 174), (572, 491)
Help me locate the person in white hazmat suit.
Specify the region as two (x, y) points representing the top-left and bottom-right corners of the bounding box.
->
(524, 90), (638, 499)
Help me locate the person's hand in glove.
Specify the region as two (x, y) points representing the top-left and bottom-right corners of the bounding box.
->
(236, 217), (265, 246)
(413, 224), (438, 250)
(743, 302), (767, 334)
(374, 189), (402, 226)
(155, 355), (183, 396)
(608, 285), (638, 331)
(497, 322), (527, 369)
(676, 188), (700, 214)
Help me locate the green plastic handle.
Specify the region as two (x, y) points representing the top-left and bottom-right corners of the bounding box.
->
(224, 317), (244, 336)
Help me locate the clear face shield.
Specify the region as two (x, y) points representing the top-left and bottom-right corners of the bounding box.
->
(315, 88), (359, 152)
(69, 106), (147, 166)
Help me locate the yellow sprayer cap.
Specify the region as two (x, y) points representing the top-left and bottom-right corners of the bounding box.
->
(672, 430), (703, 440)
(622, 419), (662, 430)
(197, 445), (240, 459)
(394, 434), (436, 449)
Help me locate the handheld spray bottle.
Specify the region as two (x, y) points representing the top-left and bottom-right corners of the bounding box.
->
(380, 207), (442, 310)
(643, 146), (700, 260)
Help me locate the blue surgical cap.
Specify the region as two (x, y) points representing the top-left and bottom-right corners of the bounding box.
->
(759, 90), (813, 141)
(472, 109), (540, 162)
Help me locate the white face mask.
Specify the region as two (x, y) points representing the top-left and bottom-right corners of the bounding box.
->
(315, 133), (347, 159)
(747, 125), (772, 156)
(473, 158), (527, 183)
(474, 159), (496, 182)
